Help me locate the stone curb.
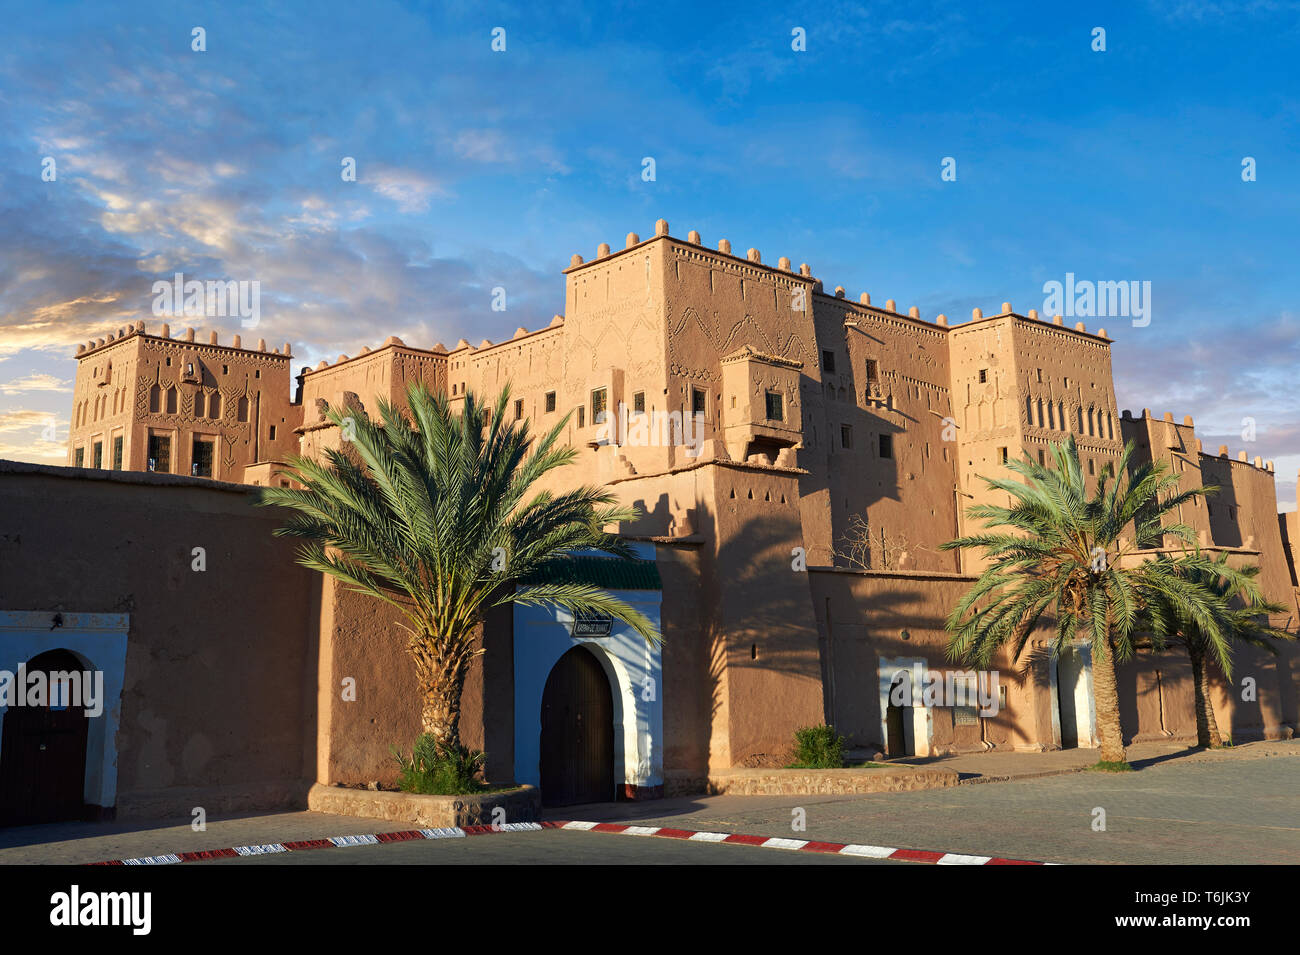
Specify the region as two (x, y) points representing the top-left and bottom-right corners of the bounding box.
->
(85, 820), (1053, 866)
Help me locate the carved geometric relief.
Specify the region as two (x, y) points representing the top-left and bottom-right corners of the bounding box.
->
(135, 375), (152, 415)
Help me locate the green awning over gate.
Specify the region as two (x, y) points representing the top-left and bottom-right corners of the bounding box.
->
(517, 555), (663, 591)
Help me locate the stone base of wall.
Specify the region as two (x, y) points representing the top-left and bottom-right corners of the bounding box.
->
(705, 766), (959, 796)
(307, 783), (540, 827)
(116, 779), (313, 819)
(664, 773), (709, 797)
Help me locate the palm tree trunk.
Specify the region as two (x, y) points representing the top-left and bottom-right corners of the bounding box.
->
(413, 637), (470, 751)
(1090, 635), (1128, 763)
(1188, 649), (1223, 748)
(421, 676), (464, 749)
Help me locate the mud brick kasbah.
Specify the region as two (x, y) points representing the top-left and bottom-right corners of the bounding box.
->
(3, 219), (1297, 820)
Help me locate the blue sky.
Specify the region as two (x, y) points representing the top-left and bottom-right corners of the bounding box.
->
(1, 0), (1297, 506)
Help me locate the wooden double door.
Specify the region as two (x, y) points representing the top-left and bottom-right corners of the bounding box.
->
(0, 649), (91, 827)
(540, 646), (615, 807)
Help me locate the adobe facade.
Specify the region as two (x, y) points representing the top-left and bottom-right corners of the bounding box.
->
(67, 323), (301, 484)
(4, 218), (1297, 820)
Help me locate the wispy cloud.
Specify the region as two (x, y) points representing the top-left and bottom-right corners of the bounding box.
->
(364, 165), (449, 213)
(0, 373), (72, 395)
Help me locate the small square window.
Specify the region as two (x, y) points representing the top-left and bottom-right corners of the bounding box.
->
(978, 369), (988, 383)
(765, 391), (784, 422)
(879, 434), (893, 459)
(691, 387), (706, 418)
(840, 425), (852, 449)
(545, 391), (556, 413)
(633, 391), (645, 414)
(822, 350), (836, 373)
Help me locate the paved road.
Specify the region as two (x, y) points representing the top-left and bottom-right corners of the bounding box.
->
(2, 749), (1295, 865)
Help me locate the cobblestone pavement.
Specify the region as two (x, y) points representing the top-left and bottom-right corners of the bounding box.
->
(891, 738), (1300, 783)
(572, 744), (1300, 865)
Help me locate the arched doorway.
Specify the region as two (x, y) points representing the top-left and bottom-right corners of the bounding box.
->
(540, 646), (614, 807)
(0, 649), (91, 826)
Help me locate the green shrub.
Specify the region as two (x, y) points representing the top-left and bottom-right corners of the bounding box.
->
(1090, 759), (1134, 773)
(791, 724), (846, 769)
(392, 733), (487, 795)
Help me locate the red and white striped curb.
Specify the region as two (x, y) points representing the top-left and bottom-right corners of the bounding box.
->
(552, 821), (1051, 865)
(88, 823), (544, 865)
(87, 819), (1051, 866)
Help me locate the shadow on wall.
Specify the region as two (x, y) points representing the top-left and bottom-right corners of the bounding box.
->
(817, 577), (1066, 756)
(623, 489), (826, 770)
(794, 406), (905, 568)
(1116, 655), (1187, 744)
(1225, 645), (1284, 741)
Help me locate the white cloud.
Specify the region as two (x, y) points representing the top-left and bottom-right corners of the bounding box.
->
(0, 409), (58, 433)
(365, 165), (448, 213)
(0, 373), (72, 395)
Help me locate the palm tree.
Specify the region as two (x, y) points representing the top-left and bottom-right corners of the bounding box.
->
(941, 435), (1236, 765)
(1140, 551), (1294, 747)
(259, 381), (658, 757)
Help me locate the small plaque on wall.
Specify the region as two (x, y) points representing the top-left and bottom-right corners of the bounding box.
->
(572, 617), (613, 638)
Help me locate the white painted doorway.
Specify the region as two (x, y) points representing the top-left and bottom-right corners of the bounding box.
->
(1053, 643), (1097, 749)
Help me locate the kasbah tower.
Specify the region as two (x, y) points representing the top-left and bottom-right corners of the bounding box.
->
(32, 218), (1298, 814)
